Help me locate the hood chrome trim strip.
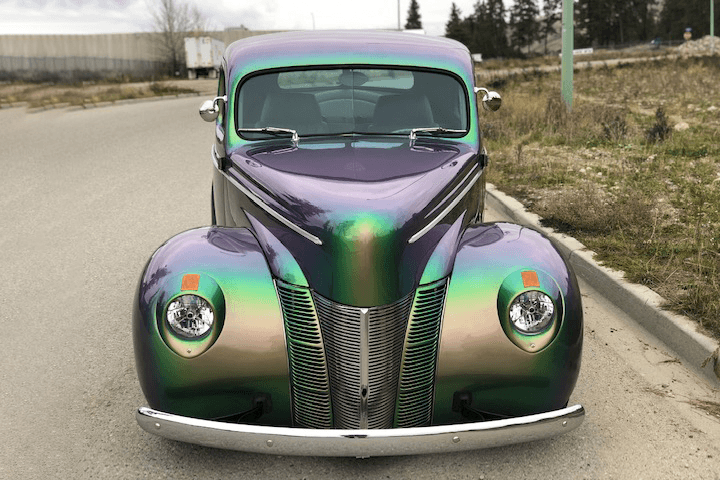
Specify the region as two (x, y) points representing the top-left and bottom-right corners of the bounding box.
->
(214, 148), (323, 245)
(408, 169), (481, 244)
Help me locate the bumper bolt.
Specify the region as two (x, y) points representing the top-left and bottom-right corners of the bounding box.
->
(452, 436), (460, 444)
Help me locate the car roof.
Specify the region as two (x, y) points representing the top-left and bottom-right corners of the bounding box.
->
(225, 30), (473, 85)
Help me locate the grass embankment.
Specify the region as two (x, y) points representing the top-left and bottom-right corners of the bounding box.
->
(480, 47), (671, 71)
(0, 81), (196, 108)
(483, 57), (720, 339)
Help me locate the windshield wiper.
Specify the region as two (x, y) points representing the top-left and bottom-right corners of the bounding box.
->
(238, 127), (299, 146)
(409, 127), (466, 141)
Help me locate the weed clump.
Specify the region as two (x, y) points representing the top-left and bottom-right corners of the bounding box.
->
(602, 115), (628, 142)
(646, 107), (672, 143)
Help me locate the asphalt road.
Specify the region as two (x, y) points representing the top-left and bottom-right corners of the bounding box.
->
(1, 97), (719, 479)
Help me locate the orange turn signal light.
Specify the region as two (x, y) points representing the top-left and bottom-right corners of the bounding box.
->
(181, 274), (200, 291)
(521, 270), (540, 288)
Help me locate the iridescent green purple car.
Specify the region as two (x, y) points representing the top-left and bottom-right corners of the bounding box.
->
(134, 31), (584, 457)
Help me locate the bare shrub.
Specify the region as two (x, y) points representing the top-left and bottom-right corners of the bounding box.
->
(602, 115), (628, 142)
(150, 0), (207, 75)
(646, 107), (672, 143)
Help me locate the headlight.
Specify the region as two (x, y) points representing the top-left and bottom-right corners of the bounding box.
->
(157, 274), (225, 358)
(497, 269), (564, 353)
(508, 291), (555, 334)
(166, 294), (214, 338)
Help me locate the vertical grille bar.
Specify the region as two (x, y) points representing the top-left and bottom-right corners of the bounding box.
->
(314, 295), (362, 428)
(278, 278), (436, 430)
(367, 295), (413, 428)
(314, 292), (413, 429)
(395, 279), (448, 428)
(276, 281), (333, 428)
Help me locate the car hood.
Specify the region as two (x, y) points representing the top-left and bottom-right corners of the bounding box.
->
(227, 137), (480, 306)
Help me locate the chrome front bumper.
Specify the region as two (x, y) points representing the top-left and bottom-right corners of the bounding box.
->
(136, 404), (584, 457)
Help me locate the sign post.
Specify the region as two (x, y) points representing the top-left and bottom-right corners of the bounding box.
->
(561, 0), (574, 110)
(398, 0), (401, 30)
(712, 0), (715, 54)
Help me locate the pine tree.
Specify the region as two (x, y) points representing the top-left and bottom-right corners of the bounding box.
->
(445, 3), (469, 46)
(659, 0), (718, 41)
(444, 0), (515, 58)
(405, 0), (423, 30)
(476, 0), (510, 57)
(577, 0), (656, 47)
(510, 0), (540, 54)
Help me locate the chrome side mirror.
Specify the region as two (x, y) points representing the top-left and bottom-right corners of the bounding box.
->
(482, 91), (502, 112)
(474, 87), (502, 112)
(199, 96), (226, 122)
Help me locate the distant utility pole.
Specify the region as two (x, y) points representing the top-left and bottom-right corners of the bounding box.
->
(561, 0), (573, 110)
(712, 0), (715, 53)
(398, 0), (401, 30)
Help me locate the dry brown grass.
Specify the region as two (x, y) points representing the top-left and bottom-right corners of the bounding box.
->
(484, 56), (720, 339)
(0, 81), (196, 107)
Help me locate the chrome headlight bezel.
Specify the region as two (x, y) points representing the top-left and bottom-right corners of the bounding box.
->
(497, 269), (564, 353)
(157, 273), (226, 358)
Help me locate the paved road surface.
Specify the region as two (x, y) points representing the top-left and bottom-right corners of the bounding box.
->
(1, 98), (719, 479)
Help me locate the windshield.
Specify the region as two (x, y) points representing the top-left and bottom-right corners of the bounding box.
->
(236, 67), (469, 140)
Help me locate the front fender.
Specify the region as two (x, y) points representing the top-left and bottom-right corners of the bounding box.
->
(433, 222), (583, 423)
(133, 227), (292, 424)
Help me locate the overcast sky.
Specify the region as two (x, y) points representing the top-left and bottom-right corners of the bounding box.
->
(0, 0), (502, 37)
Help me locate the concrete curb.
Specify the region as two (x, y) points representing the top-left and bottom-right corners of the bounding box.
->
(486, 183), (720, 387)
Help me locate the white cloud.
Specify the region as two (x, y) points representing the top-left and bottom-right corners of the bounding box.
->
(0, 0), (488, 36)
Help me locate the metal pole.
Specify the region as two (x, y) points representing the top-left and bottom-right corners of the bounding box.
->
(398, 0), (401, 30)
(561, 0), (574, 110)
(712, 0), (715, 54)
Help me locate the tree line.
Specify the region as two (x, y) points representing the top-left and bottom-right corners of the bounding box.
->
(442, 0), (720, 59)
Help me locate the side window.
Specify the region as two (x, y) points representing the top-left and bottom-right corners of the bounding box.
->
(217, 67), (226, 125)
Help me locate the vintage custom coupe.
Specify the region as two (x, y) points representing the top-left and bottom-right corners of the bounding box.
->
(134, 31), (584, 456)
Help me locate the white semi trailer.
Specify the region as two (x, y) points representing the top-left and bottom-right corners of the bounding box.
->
(184, 37), (225, 79)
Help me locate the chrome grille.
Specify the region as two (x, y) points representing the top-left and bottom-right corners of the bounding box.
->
(314, 292), (413, 429)
(367, 297), (414, 428)
(313, 296), (361, 428)
(395, 279), (448, 428)
(276, 281), (333, 428)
